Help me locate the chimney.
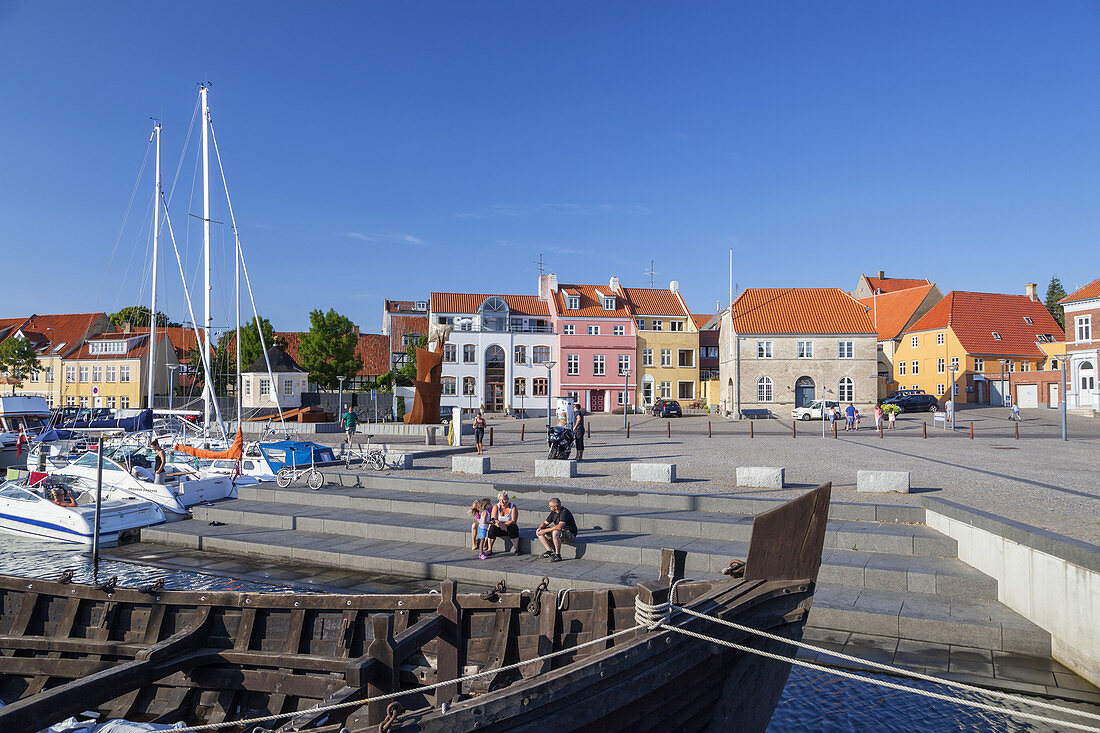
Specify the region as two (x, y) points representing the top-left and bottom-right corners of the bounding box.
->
(1026, 283), (1038, 302)
(538, 274), (547, 301)
(609, 276), (620, 292)
(669, 280), (679, 293)
(877, 270), (886, 280)
(122, 321), (132, 334)
(548, 273), (558, 293)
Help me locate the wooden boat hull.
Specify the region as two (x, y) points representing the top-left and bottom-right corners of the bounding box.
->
(0, 484), (831, 733)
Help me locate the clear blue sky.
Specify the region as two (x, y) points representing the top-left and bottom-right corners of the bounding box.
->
(2, 2), (1098, 333)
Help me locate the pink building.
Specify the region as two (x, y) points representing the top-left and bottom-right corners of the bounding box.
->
(540, 275), (637, 413)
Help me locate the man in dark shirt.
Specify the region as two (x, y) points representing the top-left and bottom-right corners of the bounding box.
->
(535, 497), (578, 562)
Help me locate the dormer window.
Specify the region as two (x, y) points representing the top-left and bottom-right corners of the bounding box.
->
(1023, 316), (1033, 324)
(602, 296), (615, 311)
(414, 301), (428, 311)
(991, 332), (1002, 340)
(566, 296), (580, 310)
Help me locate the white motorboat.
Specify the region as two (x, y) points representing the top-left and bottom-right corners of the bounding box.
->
(55, 446), (235, 520)
(0, 475), (165, 546)
(0, 396), (51, 470)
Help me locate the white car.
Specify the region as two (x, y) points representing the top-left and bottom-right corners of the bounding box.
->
(791, 400), (840, 421)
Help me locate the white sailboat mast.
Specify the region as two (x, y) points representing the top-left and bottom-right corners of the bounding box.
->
(147, 121), (161, 410)
(201, 84), (213, 433)
(235, 222), (241, 427)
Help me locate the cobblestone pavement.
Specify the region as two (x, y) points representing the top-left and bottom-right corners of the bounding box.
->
(340, 405), (1100, 545)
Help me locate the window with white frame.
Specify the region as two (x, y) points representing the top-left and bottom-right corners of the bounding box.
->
(756, 376), (773, 402)
(593, 355), (605, 376)
(533, 346), (550, 363)
(617, 390), (625, 405)
(953, 383), (959, 396)
(29, 370), (38, 382)
(567, 354), (579, 375)
(566, 390), (579, 402)
(677, 349), (694, 368)
(442, 377), (456, 395)
(937, 383), (945, 396)
(618, 354), (630, 375)
(937, 358), (945, 374)
(567, 296), (580, 310)
(514, 345), (526, 364)
(669, 321), (684, 332)
(66, 396), (75, 406)
(92, 366), (102, 382)
(513, 377), (525, 396)
(1021, 361), (1030, 372)
(106, 366), (115, 382)
(79, 396), (88, 408)
(533, 377), (548, 396)
(443, 344), (457, 363)
(974, 358), (984, 372)
(838, 377), (854, 402)
(66, 366), (75, 383)
(587, 325), (600, 335)
(898, 362), (906, 376)
(757, 341), (772, 359)
(463, 345), (476, 363)
(937, 333), (945, 346)
(660, 349), (672, 367)
(79, 366), (88, 382)
(1051, 359), (1059, 370)
(642, 349), (653, 366)
(652, 320), (663, 332)
(260, 378), (271, 396)
(45, 367), (54, 383)
(636, 318), (645, 330)
(284, 379), (294, 395)
(562, 324), (575, 335)
(602, 296), (615, 310)
(462, 376), (476, 396)
(45, 395), (53, 408)
(613, 325), (624, 336)
(120, 396), (129, 409)
(120, 366), (130, 382)
(910, 361), (919, 375)
(660, 381), (672, 398)
(951, 356), (959, 370)
(797, 340), (813, 358)
(1077, 316), (1092, 342)
(1007, 361), (1015, 372)
(245, 380), (251, 395)
(911, 335), (919, 348)
(838, 341), (854, 359)
(678, 381), (695, 399)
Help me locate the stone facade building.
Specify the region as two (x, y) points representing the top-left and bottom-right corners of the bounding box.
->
(1060, 276), (1100, 415)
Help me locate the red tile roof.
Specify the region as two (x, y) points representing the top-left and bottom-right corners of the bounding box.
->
(431, 293), (550, 316)
(384, 299), (429, 314)
(620, 288), (689, 317)
(70, 333), (153, 360)
(1060, 277), (1100, 304)
(864, 275), (932, 294)
(691, 314), (713, 329)
(550, 284), (632, 318)
(5, 313), (108, 357)
(276, 332), (390, 377)
(907, 292), (1063, 357)
(730, 288), (876, 335)
(857, 284), (938, 340)
(134, 326), (205, 361)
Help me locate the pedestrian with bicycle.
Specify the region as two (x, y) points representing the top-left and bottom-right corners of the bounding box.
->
(473, 411), (487, 454)
(342, 404), (358, 445)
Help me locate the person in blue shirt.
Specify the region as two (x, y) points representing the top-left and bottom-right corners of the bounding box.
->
(844, 403), (856, 431)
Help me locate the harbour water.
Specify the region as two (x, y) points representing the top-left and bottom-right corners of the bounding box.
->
(1, 537), (1095, 732)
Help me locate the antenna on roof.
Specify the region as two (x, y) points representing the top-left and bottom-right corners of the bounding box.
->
(534, 253), (545, 277)
(644, 260), (658, 288)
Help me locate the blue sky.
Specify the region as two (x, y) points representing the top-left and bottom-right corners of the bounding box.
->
(2, 2), (1099, 333)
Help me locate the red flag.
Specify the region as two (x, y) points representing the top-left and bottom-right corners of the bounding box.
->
(15, 427), (28, 458)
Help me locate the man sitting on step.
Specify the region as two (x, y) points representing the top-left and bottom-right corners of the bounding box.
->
(536, 498), (578, 563)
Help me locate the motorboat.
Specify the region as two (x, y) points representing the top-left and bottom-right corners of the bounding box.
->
(0, 474), (165, 546)
(53, 445), (235, 520)
(0, 396), (51, 470)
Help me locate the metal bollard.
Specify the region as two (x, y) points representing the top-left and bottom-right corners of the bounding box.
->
(879, 424), (883, 439)
(923, 422), (927, 439)
(1015, 422), (1019, 440)
(489, 427), (494, 447)
(626, 422), (630, 439)
(667, 422), (671, 438)
(520, 424), (525, 441)
(833, 422), (837, 439)
(708, 421), (712, 438)
(792, 421), (796, 439)
(750, 421), (754, 439)
(970, 422), (974, 439)
(588, 423), (591, 439)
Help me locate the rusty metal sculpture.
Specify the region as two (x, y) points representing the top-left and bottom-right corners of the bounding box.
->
(404, 326), (451, 424)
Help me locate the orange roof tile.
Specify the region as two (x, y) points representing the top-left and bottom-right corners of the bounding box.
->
(12, 313), (109, 357)
(134, 326), (205, 361)
(1060, 277), (1100, 304)
(691, 313), (713, 329)
(550, 284), (633, 318)
(908, 292), (1062, 358)
(730, 288), (876, 335)
(620, 287), (689, 317)
(431, 293), (550, 316)
(857, 284), (937, 340)
(864, 275), (932, 294)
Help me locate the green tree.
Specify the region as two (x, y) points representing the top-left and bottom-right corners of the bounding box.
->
(189, 319), (286, 394)
(297, 309), (363, 390)
(398, 335), (428, 384)
(1044, 277), (1067, 330)
(108, 305), (179, 331)
(0, 338), (42, 394)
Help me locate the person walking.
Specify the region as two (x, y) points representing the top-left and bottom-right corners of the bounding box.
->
(887, 404), (897, 430)
(473, 411), (487, 454)
(828, 404), (837, 429)
(572, 406), (585, 461)
(874, 403), (883, 431)
(1010, 403), (1020, 421)
(844, 403), (856, 431)
(341, 405), (358, 445)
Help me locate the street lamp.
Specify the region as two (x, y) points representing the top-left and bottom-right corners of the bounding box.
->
(543, 361), (556, 428)
(337, 376), (346, 424)
(999, 360), (1008, 409)
(621, 368), (632, 429)
(167, 364), (178, 411)
(948, 366), (959, 430)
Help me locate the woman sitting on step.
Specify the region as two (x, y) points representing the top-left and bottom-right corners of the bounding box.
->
(485, 491), (521, 557)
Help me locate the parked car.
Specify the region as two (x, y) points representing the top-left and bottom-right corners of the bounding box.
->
(882, 393), (939, 413)
(652, 399), (682, 417)
(887, 388), (927, 400)
(791, 400), (840, 421)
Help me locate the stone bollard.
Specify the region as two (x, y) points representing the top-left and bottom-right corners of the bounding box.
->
(535, 459), (577, 478)
(735, 466), (785, 489)
(452, 456), (490, 475)
(856, 470), (910, 493)
(630, 463), (676, 483)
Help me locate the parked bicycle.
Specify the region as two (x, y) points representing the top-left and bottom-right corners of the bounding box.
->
(276, 455), (325, 490)
(343, 436), (405, 471)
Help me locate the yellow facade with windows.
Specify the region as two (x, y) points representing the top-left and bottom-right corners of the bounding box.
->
(634, 317), (700, 407)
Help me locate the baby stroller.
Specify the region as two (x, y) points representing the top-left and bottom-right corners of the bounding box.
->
(547, 425), (575, 459)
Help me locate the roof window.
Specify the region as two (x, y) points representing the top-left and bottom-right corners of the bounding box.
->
(602, 296), (616, 311)
(1023, 316), (1033, 325)
(566, 296), (580, 310)
(991, 332), (1002, 340)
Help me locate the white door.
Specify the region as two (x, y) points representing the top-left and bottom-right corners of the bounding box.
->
(1049, 384), (1059, 408)
(1017, 384), (1038, 409)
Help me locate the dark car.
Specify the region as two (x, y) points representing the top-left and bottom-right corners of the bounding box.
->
(652, 399), (682, 417)
(887, 388), (927, 400)
(883, 393), (939, 413)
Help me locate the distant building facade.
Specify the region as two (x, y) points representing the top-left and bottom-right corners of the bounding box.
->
(1060, 276), (1100, 414)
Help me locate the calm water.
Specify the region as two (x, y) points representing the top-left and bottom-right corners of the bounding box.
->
(1, 537), (1096, 732)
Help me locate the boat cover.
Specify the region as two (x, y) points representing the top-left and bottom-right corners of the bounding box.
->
(59, 409), (154, 433)
(43, 718), (185, 731)
(257, 441), (336, 471)
(174, 429), (243, 460)
(32, 428), (82, 442)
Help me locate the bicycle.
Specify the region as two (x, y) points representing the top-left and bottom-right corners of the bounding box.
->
(276, 454), (325, 490)
(344, 436), (405, 471)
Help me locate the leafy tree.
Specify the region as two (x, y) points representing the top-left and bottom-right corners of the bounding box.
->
(108, 305), (179, 331)
(188, 318), (285, 394)
(398, 335), (428, 384)
(0, 337), (41, 394)
(1044, 277), (1067, 330)
(297, 309), (363, 390)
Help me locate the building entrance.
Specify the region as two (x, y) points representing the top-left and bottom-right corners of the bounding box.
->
(485, 345), (505, 412)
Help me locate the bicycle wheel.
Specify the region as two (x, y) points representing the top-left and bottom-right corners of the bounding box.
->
(307, 470), (324, 491)
(369, 452), (385, 471)
(276, 468), (293, 488)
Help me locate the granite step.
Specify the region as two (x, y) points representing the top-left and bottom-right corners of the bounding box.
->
(235, 486), (955, 557)
(192, 501), (994, 598)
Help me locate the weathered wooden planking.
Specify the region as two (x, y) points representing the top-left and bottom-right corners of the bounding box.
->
(744, 482), (831, 583)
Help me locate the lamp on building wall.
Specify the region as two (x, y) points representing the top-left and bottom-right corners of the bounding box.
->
(543, 361), (556, 428)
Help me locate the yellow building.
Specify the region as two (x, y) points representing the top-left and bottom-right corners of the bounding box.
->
(618, 283), (700, 407)
(0, 313), (110, 408)
(59, 328), (179, 410)
(892, 290), (1064, 405)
